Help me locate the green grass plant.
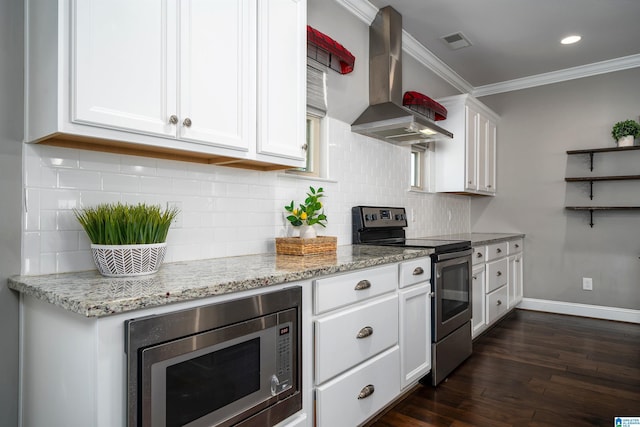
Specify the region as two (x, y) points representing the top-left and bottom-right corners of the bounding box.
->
(74, 203), (179, 245)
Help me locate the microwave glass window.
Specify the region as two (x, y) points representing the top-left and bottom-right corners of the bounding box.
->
(166, 338), (261, 427)
(440, 263), (470, 322)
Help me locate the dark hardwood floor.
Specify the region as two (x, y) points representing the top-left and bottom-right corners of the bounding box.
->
(370, 309), (640, 427)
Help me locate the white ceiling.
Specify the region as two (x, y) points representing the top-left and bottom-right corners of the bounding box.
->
(366, 0), (640, 92)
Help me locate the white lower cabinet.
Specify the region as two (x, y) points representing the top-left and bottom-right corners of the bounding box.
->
(312, 257), (431, 426)
(471, 237), (524, 339)
(399, 283), (431, 388)
(471, 264), (486, 338)
(315, 347), (400, 427)
(314, 294), (398, 384)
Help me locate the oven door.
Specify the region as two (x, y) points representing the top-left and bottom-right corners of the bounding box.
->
(141, 310), (295, 427)
(432, 249), (472, 342)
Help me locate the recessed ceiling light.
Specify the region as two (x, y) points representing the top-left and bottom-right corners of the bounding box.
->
(561, 35), (582, 45)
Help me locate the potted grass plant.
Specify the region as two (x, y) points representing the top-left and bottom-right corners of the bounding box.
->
(74, 202), (179, 277)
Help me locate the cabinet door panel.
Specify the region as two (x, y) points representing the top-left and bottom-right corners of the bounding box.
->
(485, 120), (497, 193)
(399, 284), (431, 388)
(73, 0), (176, 137)
(471, 265), (486, 338)
(464, 106), (477, 191)
(179, 0), (252, 150)
(477, 113), (489, 192)
(256, 0), (306, 161)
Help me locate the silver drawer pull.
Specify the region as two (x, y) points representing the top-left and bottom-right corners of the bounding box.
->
(497, 299), (502, 306)
(412, 266), (424, 276)
(496, 248), (502, 253)
(515, 244), (520, 248)
(356, 326), (374, 339)
(476, 252), (483, 258)
(357, 384), (375, 399)
(354, 280), (371, 291)
(496, 271), (502, 277)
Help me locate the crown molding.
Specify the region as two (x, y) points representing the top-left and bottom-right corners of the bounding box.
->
(334, 0), (377, 25)
(402, 31), (474, 95)
(473, 53), (640, 97)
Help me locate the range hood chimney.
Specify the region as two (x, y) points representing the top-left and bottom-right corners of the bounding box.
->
(351, 6), (453, 144)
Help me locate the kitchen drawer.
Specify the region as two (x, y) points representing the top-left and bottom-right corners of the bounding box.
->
(315, 346), (401, 427)
(485, 257), (508, 293)
(314, 264), (397, 314)
(398, 257), (431, 288)
(486, 241), (508, 261)
(508, 238), (523, 255)
(486, 285), (509, 324)
(315, 294), (399, 384)
(472, 245), (487, 265)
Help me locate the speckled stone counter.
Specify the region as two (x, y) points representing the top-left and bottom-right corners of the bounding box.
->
(426, 232), (525, 246)
(8, 245), (432, 318)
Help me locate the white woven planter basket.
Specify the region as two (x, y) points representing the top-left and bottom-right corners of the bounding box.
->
(91, 243), (167, 277)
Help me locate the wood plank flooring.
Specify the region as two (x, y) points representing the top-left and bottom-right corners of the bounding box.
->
(369, 309), (640, 427)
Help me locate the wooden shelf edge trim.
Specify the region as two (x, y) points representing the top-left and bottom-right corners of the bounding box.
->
(565, 175), (640, 182)
(565, 206), (640, 210)
(567, 145), (640, 155)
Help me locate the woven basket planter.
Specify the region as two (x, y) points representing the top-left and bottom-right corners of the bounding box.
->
(275, 236), (337, 256)
(91, 243), (167, 277)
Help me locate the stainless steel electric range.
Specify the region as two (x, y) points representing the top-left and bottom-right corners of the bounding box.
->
(352, 206), (473, 385)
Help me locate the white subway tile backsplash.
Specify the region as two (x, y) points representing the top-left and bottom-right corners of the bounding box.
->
(22, 117), (470, 275)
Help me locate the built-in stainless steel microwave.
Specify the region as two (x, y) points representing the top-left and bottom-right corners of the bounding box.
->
(125, 287), (302, 427)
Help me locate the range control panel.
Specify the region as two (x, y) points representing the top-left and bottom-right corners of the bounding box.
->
(353, 206), (408, 229)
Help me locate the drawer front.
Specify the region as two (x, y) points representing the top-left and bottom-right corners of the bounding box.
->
(314, 264), (397, 314)
(399, 257), (431, 288)
(486, 241), (508, 261)
(472, 245), (487, 265)
(315, 347), (401, 427)
(508, 238), (523, 255)
(315, 294), (398, 384)
(486, 285), (509, 325)
(486, 258), (508, 293)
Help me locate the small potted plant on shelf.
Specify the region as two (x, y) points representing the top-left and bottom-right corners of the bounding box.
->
(611, 119), (640, 147)
(284, 186), (328, 239)
(74, 202), (179, 277)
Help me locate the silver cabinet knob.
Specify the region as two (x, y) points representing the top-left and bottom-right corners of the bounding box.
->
(169, 115), (178, 125)
(476, 252), (483, 258)
(356, 326), (374, 339)
(357, 384), (375, 399)
(497, 299), (502, 306)
(354, 280), (371, 291)
(301, 143), (308, 151)
(497, 271), (502, 277)
(496, 248), (502, 253)
(472, 275), (477, 280)
(183, 117), (192, 127)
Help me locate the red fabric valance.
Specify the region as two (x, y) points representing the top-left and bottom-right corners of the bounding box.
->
(403, 91), (448, 121)
(307, 25), (355, 74)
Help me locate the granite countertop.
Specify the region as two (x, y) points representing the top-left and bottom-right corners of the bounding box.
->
(8, 245), (432, 318)
(425, 232), (525, 246)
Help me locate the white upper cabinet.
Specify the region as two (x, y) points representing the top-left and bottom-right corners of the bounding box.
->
(435, 94), (499, 196)
(26, 0), (306, 170)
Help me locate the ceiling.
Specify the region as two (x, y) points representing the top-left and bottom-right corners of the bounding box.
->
(367, 0), (640, 92)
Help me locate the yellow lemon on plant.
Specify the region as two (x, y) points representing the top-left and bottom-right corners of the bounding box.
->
(300, 212), (308, 220)
(293, 209), (299, 215)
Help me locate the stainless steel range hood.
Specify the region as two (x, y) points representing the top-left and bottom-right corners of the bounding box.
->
(351, 6), (453, 144)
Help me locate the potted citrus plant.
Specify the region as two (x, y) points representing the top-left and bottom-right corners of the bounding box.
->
(284, 186), (328, 239)
(74, 202), (179, 277)
(611, 119), (640, 147)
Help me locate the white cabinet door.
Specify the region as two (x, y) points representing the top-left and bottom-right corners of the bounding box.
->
(464, 106), (477, 191)
(509, 254), (523, 308)
(471, 264), (486, 338)
(399, 283), (431, 388)
(178, 0), (253, 151)
(485, 120), (497, 194)
(256, 0), (306, 162)
(73, 0), (176, 137)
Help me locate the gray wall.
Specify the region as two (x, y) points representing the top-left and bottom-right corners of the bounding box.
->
(0, 0), (23, 424)
(474, 68), (640, 310)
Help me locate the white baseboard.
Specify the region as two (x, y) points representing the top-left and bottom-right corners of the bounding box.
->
(518, 298), (640, 324)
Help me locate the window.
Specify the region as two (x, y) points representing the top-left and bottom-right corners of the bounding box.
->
(290, 64), (327, 177)
(410, 142), (434, 192)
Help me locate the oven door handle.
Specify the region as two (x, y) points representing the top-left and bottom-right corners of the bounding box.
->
(434, 248), (472, 262)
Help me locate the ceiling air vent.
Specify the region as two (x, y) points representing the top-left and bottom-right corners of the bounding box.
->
(441, 32), (472, 50)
